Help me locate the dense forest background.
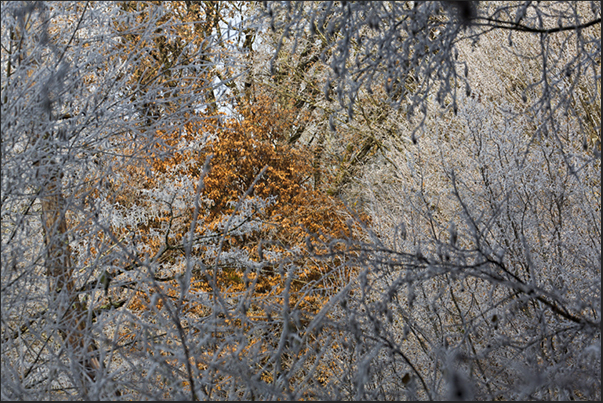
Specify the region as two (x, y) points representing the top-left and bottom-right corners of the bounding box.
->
(1, 1), (600, 400)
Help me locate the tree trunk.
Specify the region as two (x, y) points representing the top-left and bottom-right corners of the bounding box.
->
(40, 160), (101, 391)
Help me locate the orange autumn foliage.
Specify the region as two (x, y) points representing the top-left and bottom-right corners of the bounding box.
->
(192, 94), (356, 307)
(103, 91), (358, 314)
(204, 95), (347, 237)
